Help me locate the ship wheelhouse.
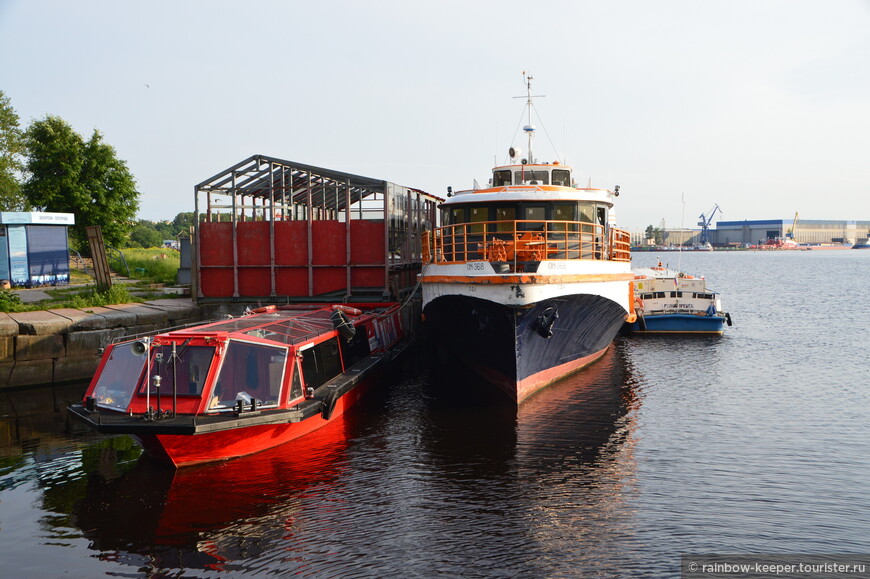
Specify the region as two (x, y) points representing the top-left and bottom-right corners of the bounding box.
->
(425, 162), (630, 268)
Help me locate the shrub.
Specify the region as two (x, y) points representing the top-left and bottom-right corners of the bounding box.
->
(0, 289), (24, 312)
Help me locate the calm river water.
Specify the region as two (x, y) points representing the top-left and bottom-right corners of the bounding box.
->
(1, 250), (868, 577)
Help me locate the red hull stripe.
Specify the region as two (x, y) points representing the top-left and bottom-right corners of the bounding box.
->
(515, 347), (610, 403)
(469, 346), (610, 404)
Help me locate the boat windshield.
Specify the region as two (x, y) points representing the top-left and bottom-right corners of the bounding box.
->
(140, 344), (216, 396)
(493, 170), (512, 186)
(91, 342), (147, 410)
(208, 340), (288, 410)
(514, 170), (549, 185)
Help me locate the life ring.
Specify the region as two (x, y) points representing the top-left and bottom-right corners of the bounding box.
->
(333, 304), (362, 317)
(251, 305), (277, 314)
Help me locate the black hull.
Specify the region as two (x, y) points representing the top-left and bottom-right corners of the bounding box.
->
(423, 294), (627, 402)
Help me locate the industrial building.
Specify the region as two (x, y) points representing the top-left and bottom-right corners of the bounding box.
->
(711, 219), (870, 246)
(631, 218), (870, 248)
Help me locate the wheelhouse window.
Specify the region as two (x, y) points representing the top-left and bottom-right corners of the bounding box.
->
(492, 170), (511, 186)
(92, 341), (148, 410)
(210, 340), (287, 410)
(552, 169), (571, 186)
(514, 170), (549, 185)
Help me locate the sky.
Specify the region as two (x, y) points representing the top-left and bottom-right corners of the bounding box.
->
(1, 0), (869, 231)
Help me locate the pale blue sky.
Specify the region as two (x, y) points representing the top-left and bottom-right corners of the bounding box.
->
(2, 0), (868, 230)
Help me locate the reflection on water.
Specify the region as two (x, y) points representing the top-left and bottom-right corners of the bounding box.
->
(5, 252), (868, 577)
(1, 345), (645, 577)
(73, 414), (354, 573)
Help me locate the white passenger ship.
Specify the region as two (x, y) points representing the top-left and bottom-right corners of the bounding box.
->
(420, 75), (634, 403)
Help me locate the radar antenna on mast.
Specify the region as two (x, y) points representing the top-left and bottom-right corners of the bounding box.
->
(513, 71), (545, 164)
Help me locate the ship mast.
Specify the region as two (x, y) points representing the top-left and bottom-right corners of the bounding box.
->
(515, 72), (545, 164)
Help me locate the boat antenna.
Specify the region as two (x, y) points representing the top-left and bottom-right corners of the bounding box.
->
(514, 71), (545, 164)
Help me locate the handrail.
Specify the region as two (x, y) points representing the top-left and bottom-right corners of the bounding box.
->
(423, 220), (632, 266)
(105, 246), (131, 277)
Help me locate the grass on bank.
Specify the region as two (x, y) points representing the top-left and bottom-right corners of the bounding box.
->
(111, 248), (180, 285)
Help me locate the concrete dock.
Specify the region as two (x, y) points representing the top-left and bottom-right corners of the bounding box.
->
(1, 298), (203, 389)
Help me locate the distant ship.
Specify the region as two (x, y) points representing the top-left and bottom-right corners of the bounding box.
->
(420, 74), (634, 403)
(627, 262), (732, 334)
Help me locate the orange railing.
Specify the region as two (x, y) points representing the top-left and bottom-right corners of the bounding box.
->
(422, 220), (631, 267)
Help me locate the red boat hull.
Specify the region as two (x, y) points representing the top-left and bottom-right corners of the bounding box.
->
(135, 376), (373, 467)
(133, 376), (375, 467)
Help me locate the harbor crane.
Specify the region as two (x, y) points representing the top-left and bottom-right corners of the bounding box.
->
(697, 204), (721, 246)
(786, 211), (799, 240)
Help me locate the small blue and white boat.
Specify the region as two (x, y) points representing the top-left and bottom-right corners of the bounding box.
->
(627, 262), (732, 334)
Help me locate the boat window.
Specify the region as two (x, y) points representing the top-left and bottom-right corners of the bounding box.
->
(493, 170), (511, 186)
(339, 322), (371, 369)
(522, 206), (546, 230)
(495, 206), (516, 232)
(553, 203), (575, 222)
(469, 206), (489, 234)
(578, 203), (595, 223)
(514, 170), (549, 185)
(671, 291), (683, 298)
(210, 341), (287, 410)
(289, 360), (304, 402)
(597, 206), (607, 226)
(552, 169), (571, 186)
(451, 207), (464, 224)
(91, 342), (148, 410)
(143, 344), (216, 396)
(300, 337), (342, 392)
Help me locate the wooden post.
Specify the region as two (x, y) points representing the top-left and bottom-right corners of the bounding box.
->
(86, 225), (112, 291)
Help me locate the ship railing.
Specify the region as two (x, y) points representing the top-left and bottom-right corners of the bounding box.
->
(609, 227), (631, 261)
(422, 220), (632, 268)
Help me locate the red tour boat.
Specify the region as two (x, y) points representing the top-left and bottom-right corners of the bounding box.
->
(68, 302), (407, 467)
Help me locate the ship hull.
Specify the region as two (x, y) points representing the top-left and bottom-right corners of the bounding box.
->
(423, 293), (628, 403)
(134, 377), (372, 467)
(628, 313), (726, 335)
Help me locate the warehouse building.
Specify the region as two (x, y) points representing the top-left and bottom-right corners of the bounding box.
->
(711, 219), (870, 247)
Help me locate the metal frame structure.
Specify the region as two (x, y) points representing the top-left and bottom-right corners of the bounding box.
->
(193, 154), (441, 303)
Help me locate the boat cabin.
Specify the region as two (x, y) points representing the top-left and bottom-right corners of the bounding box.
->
(84, 304), (402, 419)
(491, 163), (573, 187)
(425, 162), (630, 268)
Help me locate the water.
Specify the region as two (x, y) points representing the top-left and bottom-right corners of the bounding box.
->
(1, 250), (868, 577)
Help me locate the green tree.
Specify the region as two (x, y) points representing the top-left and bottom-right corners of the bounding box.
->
(0, 90), (27, 211)
(23, 115), (139, 249)
(129, 219), (164, 248)
(644, 224), (664, 245)
(172, 211), (196, 235)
